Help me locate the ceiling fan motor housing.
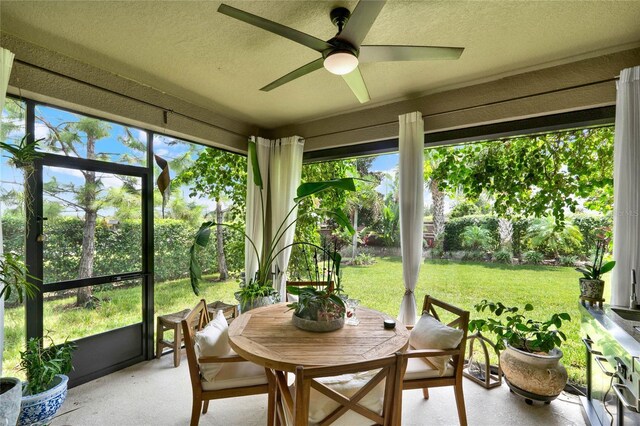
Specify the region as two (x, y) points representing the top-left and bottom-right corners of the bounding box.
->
(330, 7), (351, 34)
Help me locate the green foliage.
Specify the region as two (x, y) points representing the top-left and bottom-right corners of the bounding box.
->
(443, 216), (499, 252)
(352, 253), (376, 266)
(493, 249), (513, 264)
(286, 285), (345, 321)
(469, 300), (570, 353)
(20, 333), (76, 395)
(449, 201), (480, 219)
(460, 225), (495, 251)
(235, 279), (279, 310)
(0, 252), (38, 303)
(463, 251), (485, 261)
(559, 255), (578, 267)
(523, 250), (544, 265)
(432, 127), (614, 224)
(572, 214), (613, 255)
(576, 237), (615, 280)
(527, 216), (583, 257)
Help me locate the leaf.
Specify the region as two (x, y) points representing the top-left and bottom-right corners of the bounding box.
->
(328, 208), (355, 234)
(295, 178), (356, 201)
(559, 313), (571, 321)
(524, 303), (534, 311)
(194, 222), (213, 247)
(599, 261), (616, 275)
(248, 140), (263, 189)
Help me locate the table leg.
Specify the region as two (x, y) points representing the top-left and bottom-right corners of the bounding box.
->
(265, 367), (276, 426)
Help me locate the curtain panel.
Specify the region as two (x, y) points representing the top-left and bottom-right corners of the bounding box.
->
(244, 136), (304, 301)
(611, 66), (640, 306)
(397, 111), (425, 326)
(0, 47), (15, 374)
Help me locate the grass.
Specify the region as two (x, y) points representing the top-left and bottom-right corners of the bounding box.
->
(3, 257), (590, 384)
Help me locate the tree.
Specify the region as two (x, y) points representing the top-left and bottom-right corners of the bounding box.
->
(424, 148), (447, 246)
(527, 216), (583, 257)
(432, 128), (614, 225)
(174, 147), (247, 280)
(37, 113), (145, 306)
(460, 225), (494, 251)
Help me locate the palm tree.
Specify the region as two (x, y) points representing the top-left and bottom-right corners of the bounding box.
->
(527, 216), (583, 258)
(424, 148), (447, 246)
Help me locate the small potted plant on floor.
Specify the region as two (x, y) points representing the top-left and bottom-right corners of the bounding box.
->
(576, 236), (615, 301)
(469, 300), (571, 404)
(17, 333), (76, 426)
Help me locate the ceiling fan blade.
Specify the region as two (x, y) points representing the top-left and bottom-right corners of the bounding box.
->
(341, 67), (370, 103)
(359, 45), (464, 62)
(338, 0), (386, 47)
(218, 4), (332, 53)
(260, 58), (325, 92)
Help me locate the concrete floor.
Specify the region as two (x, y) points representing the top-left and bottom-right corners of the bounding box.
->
(54, 352), (586, 426)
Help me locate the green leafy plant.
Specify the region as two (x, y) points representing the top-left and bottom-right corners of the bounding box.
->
(559, 255), (578, 267)
(460, 225), (494, 251)
(523, 250), (544, 265)
(527, 216), (582, 257)
(576, 237), (615, 280)
(352, 253), (376, 266)
(0, 251), (38, 303)
(286, 285), (345, 321)
(189, 140), (356, 296)
(19, 333), (76, 395)
(493, 248), (513, 264)
(469, 300), (571, 353)
(234, 278), (279, 310)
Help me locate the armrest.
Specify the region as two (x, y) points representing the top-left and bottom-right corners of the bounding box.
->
(401, 348), (460, 358)
(199, 354), (247, 364)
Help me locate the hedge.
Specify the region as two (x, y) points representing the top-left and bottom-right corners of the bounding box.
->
(1, 216), (244, 284)
(443, 215), (499, 252)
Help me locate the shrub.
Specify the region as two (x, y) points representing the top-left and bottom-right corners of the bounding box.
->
(523, 250), (544, 265)
(527, 216), (582, 257)
(559, 255), (578, 267)
(493, 249), (513, 264)
(460, 225), (495, 251)
(463, 251), (485, 261)
(352, 253), (376, 266)
(443, 216), (499, 251)
(449, 201), (480, 219)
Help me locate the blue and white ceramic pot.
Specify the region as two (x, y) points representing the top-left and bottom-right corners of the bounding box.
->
(18, 374), (68, 426)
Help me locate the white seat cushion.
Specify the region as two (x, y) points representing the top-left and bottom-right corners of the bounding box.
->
(201, 360), (267, 391)
(403, 356), (454, 381)
(195, 310), (232, 381)
(409, 314), (463, 376)
(292, 370), (385, 426)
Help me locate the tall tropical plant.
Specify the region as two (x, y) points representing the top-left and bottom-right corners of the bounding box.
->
(527, 216), (582, 257)
(460, 225), (494, 251)
(189, 140), (356, 295)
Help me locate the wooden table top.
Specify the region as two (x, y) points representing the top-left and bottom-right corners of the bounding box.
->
(228, 303), (410, 373)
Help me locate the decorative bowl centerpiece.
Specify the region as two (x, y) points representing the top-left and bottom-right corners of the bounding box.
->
(288, 284), (346, 332)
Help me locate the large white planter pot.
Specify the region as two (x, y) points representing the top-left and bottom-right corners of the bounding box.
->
(18, 374), (68, 426)
(235, 293), (275, 313)
(1, 377), (22, 426)
(500, 344), (567, 402)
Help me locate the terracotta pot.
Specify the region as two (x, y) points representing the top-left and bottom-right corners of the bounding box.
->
(500, 343), (567, 399)
(579, 278), (605, 299)
(0, 377), (22, 426)
(292, 313), (344, 332)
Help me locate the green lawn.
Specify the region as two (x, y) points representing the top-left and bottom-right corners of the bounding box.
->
(3, 257), (589, 383)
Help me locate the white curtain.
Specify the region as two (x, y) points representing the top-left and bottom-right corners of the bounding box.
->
(244, 137), (271, 284)
(397, 112), (424, 326)
(0, 47), (15, 374)
(269, 137), (304, 301)
(611, 66), (640, 306)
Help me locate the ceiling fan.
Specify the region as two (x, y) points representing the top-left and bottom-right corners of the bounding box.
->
(217, 1), (464, 103)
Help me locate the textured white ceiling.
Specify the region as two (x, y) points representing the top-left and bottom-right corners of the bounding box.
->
(1, 1), (640, 128)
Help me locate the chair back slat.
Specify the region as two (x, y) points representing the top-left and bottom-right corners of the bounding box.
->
(286, 354), (400, 426)
(181, 299), (210, 392)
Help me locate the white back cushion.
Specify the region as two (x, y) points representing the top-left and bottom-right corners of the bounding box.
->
(194, 309), (231, 381)
(409, 313), (464, 376)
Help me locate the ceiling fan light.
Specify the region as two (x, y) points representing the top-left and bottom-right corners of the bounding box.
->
(323, 51), (359, 75)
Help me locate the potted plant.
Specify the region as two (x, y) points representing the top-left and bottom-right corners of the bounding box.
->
(469, 300), (571, 403)
(576, 236), (615, 300)
(17, 333), (76, 426)
(234, 278), (279, 313)
(189, 140), (356, 310)
(1, 252), (37, 426)
(287, 284), (346, 332)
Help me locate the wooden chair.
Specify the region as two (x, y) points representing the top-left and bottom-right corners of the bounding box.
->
(398, 295), (470, 426)
(181, 299), (269, 426)
(285, 281), (334, 302)
(272, 354), (402, 426)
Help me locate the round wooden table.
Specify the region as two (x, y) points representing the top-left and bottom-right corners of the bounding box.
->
(228, 303), (410, 373)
